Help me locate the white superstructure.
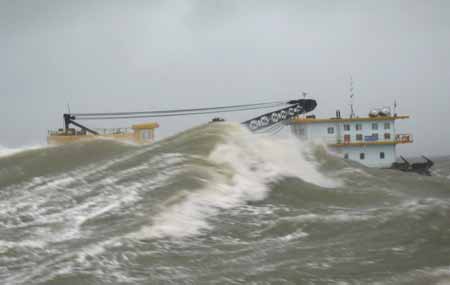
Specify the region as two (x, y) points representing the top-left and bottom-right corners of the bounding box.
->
(290, 112), (412, 168)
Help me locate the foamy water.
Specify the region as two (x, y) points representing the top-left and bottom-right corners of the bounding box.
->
(138, 129), (339, 239)
(0, 144), (45, 158)
(1, 124), (450, 285)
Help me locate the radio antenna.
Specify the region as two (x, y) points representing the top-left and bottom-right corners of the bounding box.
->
(394, 100), (398, 116)
(349, 76), (355, 118)
(302, 91), (308, 117)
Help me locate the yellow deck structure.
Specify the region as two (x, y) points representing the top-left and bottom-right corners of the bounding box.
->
(47, 122), (159, 145)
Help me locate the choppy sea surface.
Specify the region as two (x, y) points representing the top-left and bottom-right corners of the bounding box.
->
(1, 123), (450, 285)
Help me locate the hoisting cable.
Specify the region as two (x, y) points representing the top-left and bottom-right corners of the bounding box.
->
(71, 100), (286, 118)
(73, 102), (288, 120)
(60, 97), (317, 136)
(75, 105), (284, 120)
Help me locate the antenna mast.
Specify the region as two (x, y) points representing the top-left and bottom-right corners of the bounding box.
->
(393, 100), (398, 116)
(349, 76), (355, 118)
(302, 92), (307, 118)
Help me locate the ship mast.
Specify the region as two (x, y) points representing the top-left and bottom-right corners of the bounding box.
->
(302, 91), (307, 118)
(349, 76), (356, 118)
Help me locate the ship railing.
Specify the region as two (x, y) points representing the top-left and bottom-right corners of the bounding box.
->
(335, 134), (403, 144)
(48, 129), (64, 136)
(48, 127), (134, 136)
(48, 128), (82, 136)
(395, 134), (413, 143)
(93, 128), (133, 135)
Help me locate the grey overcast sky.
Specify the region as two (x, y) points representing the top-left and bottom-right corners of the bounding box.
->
(1, 0), (449, 156)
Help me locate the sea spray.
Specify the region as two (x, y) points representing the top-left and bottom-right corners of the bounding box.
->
(0, 123), (449, 285)
(0, 144), (45, 158)
(137, 126), (339, 239)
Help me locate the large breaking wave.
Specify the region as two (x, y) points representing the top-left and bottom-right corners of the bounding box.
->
(133, 125), (338, 239)
(1, 123), (450, 285)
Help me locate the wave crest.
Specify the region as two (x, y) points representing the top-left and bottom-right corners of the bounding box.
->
(133, 125), (339, 239)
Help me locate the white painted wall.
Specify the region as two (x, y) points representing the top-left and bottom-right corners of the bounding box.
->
(291, 119), (396, 144)
(291, 118), (398, 168)
(331, 144), (396, 168)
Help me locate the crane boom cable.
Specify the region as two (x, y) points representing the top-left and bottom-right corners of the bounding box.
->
(59, 98), (317, 136)
(71, 100), (286, 117)
(74, 104), (287, 120)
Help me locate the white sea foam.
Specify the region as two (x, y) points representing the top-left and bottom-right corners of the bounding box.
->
(0, 144), (45, 158)
(285, 212), (372, 224)
(133, 127), (339, 239)
(0, 239), (47, 249)
(374, 266), (450, 285)
(279, 230), (309, 241)
(0, 146), (184, 246)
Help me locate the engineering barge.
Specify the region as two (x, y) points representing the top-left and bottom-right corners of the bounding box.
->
(47, 97), (431, 174)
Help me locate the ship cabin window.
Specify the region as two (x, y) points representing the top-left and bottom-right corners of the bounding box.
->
(360, 153), (365, 160)
(356, 134), (363, 141)
(344, 134), (351, 143)
(344, 153), (349, 159)
(380, 152), (385, 159)
(344, 124), (350, 131)
(140, 130), (151, 141)
(372, 123), (378, 130)
(384, 122), (390, 129)
(356, 123), (363, 131)
(327, 127), (334, 134)
(384, 133), (391, 140)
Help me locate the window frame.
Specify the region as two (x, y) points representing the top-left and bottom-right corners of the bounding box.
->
(344, 134), (351, 143)
(140, 130), (151, 141)
(360, 153), (365, 160)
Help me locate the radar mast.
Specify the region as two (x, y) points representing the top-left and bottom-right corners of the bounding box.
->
(349, 76), (356, 118)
